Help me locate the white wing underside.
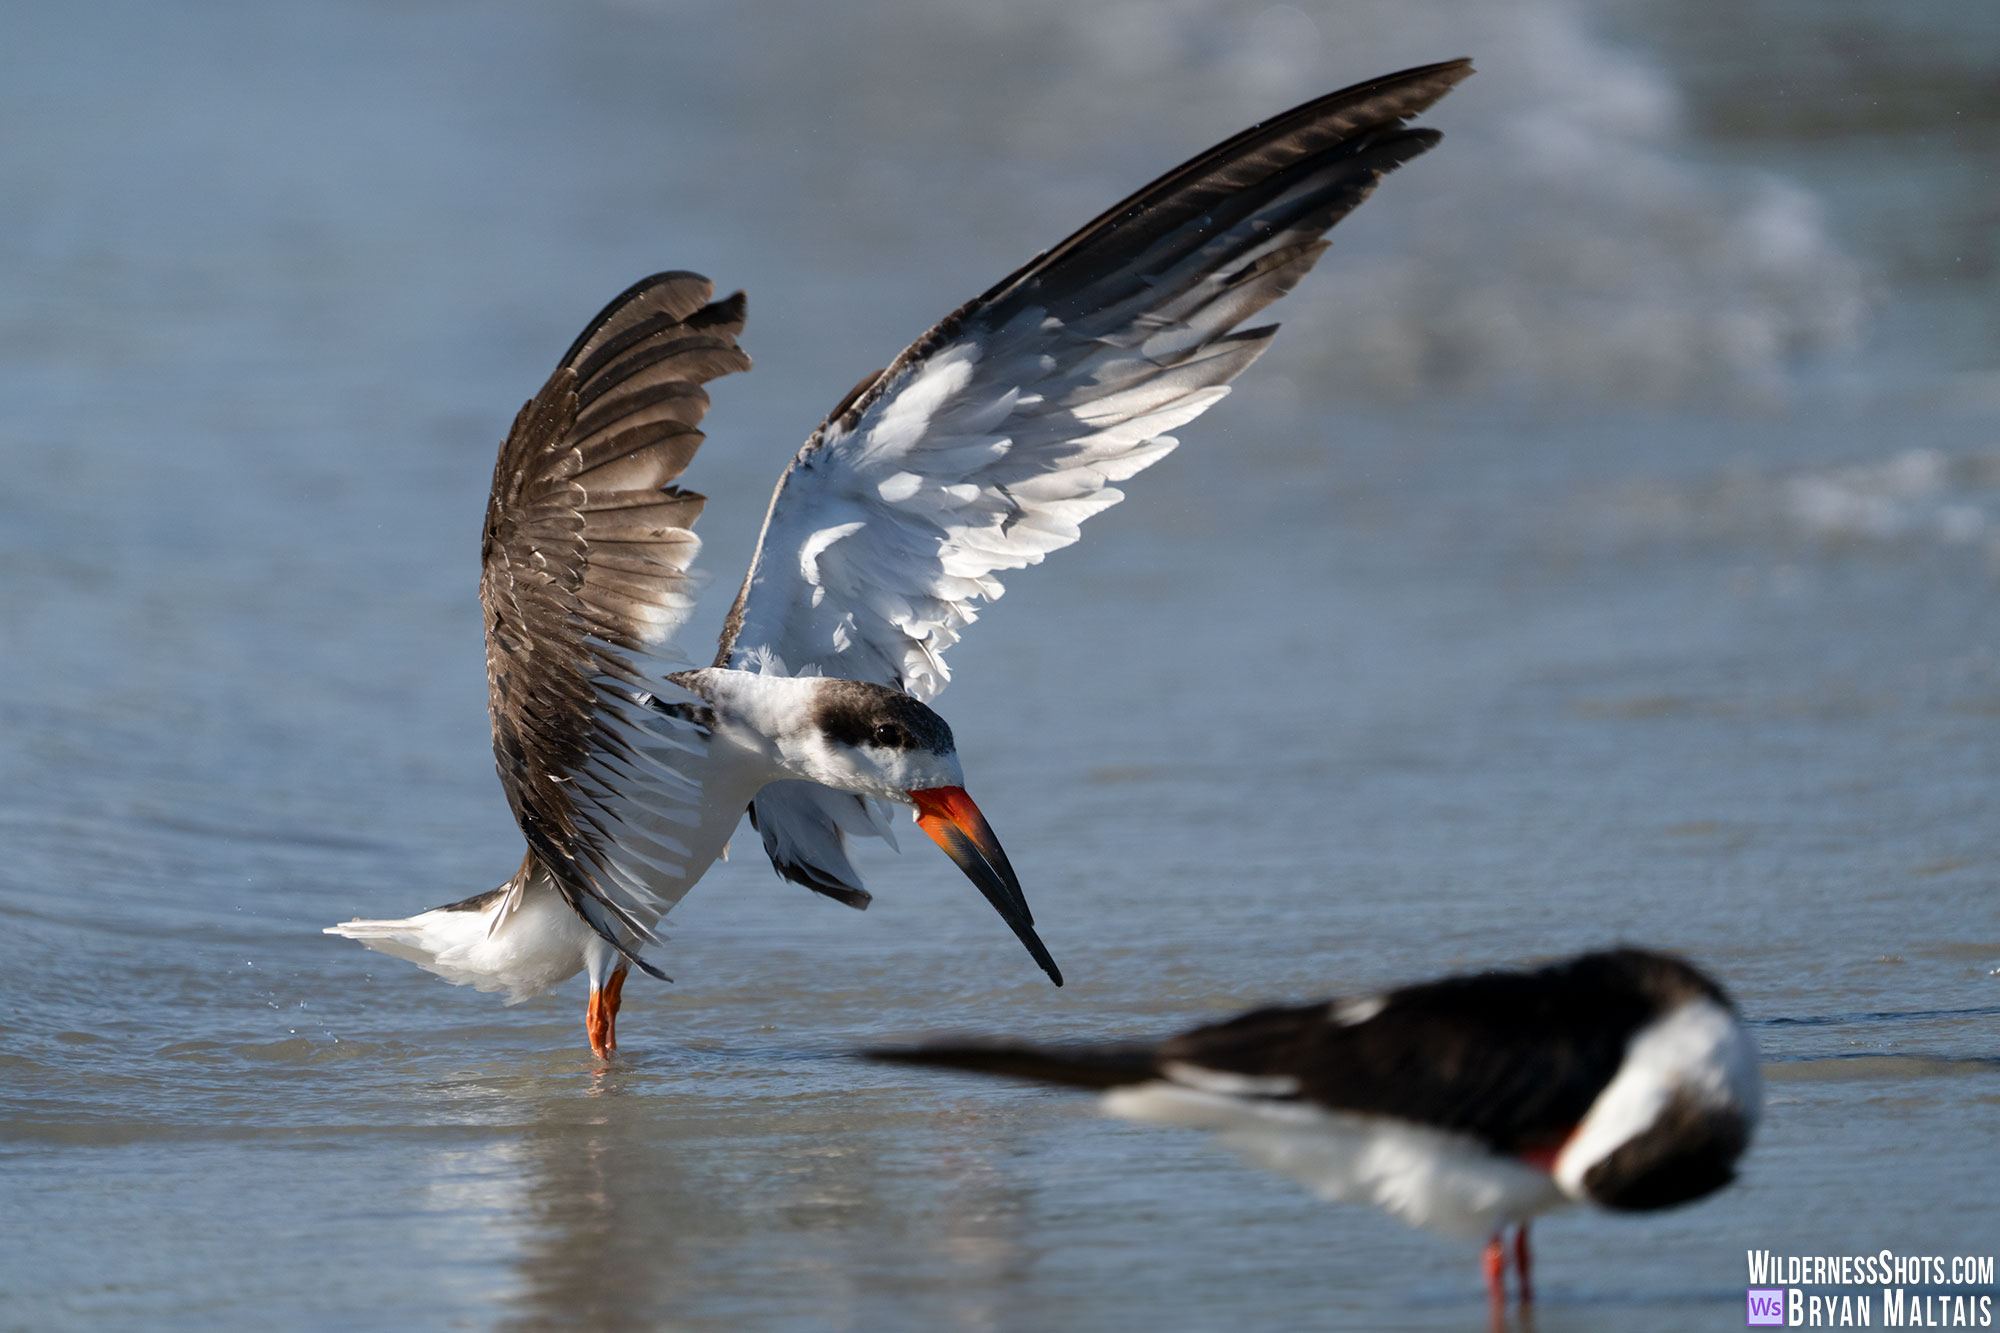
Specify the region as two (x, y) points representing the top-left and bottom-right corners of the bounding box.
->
(729, 309), (1254, 902)
(747, 778), (902, 909)
(729, 310), (1248, 902)
(729, 326), (1243, 699)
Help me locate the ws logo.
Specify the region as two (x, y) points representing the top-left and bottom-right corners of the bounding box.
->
(1748, 1288), (1786, 1326)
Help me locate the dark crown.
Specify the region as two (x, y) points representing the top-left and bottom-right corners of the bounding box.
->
(811, 680), (955, 755)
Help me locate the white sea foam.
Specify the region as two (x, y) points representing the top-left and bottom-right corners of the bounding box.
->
(1221, 0), (1869, 406)
(1782, 449), (2000, 557)
(1566, 444), (2000, 566)
(647, 0), (1868, 407)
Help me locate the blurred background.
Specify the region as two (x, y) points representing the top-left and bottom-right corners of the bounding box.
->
(1, 0), (1995, 1328)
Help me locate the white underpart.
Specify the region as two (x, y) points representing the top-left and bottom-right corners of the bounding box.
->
(324, 861), (597, 1005)
(1554, 998), (1761, 1199)
(1331, 995), (1387, 1026)
(1102, 1083), (1565, 1240)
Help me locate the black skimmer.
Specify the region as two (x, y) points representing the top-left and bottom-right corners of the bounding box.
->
(325, 60), (1473, 1057)
(868, 949), (1761, 1314)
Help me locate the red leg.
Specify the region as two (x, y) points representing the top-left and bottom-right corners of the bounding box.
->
(1482, 1232), (1508, 1312)
(1514, 1223), (1534, 1305)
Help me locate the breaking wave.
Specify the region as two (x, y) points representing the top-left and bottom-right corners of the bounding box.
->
(647, 0), (1870, 406)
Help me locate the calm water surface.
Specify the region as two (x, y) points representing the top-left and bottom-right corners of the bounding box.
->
(2, 1), (1997, 1328)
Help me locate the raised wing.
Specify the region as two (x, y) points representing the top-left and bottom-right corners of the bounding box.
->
(718, 60), (1471, 903)
(481, 272), (750, 959)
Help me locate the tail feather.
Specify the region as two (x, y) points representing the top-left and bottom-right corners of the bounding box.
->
(322, 899), (568, 1002)
(322, 915), (511, 993)
(865, 1040), (1160, 1090)
(323, 916), (434, 952)
(324, 869), (607, 1004)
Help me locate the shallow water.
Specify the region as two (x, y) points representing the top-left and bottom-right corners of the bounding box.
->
(3, 0), (1998, 1328)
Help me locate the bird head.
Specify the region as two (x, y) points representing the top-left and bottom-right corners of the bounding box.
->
(781, 678), (1062, 986)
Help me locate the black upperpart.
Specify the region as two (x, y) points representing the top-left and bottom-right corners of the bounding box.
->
(810, 679), (955, 756)
(1159, 948), (1736, 1156)
(869, 949), (1744, 1169)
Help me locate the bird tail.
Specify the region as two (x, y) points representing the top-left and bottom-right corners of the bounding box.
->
(322, 900), (538, 999)
(323, 914), (443, 957)
(864, 1039), (1160, 1090)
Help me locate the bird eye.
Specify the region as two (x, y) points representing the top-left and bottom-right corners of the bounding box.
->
(872, 723), (901, 748)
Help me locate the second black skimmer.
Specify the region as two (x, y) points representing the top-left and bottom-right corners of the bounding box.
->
(325, 59), (1473, 1057)
(869, 949), (1761, 1314)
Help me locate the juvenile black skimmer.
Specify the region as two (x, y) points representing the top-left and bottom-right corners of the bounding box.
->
(869, 949), (1761, 1314)
(325, 60), (1473, 1057)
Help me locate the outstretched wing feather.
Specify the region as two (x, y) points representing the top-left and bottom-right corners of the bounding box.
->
(714, 62), (1471, 904)
(480, 271), (751, 945)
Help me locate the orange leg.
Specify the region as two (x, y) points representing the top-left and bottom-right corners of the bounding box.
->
(1513, 1223), (1534, 1305)
(602, 966), (626, 1053)
(1482, 1232), (1508, 1313)
(586, 988), (610, 1059)
(586, 966), (630, 1060)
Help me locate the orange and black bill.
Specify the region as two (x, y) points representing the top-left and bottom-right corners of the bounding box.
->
(909, 786), (1063, 987)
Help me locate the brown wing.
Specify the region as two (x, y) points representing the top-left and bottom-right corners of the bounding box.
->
(479, 273), (750, 954)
